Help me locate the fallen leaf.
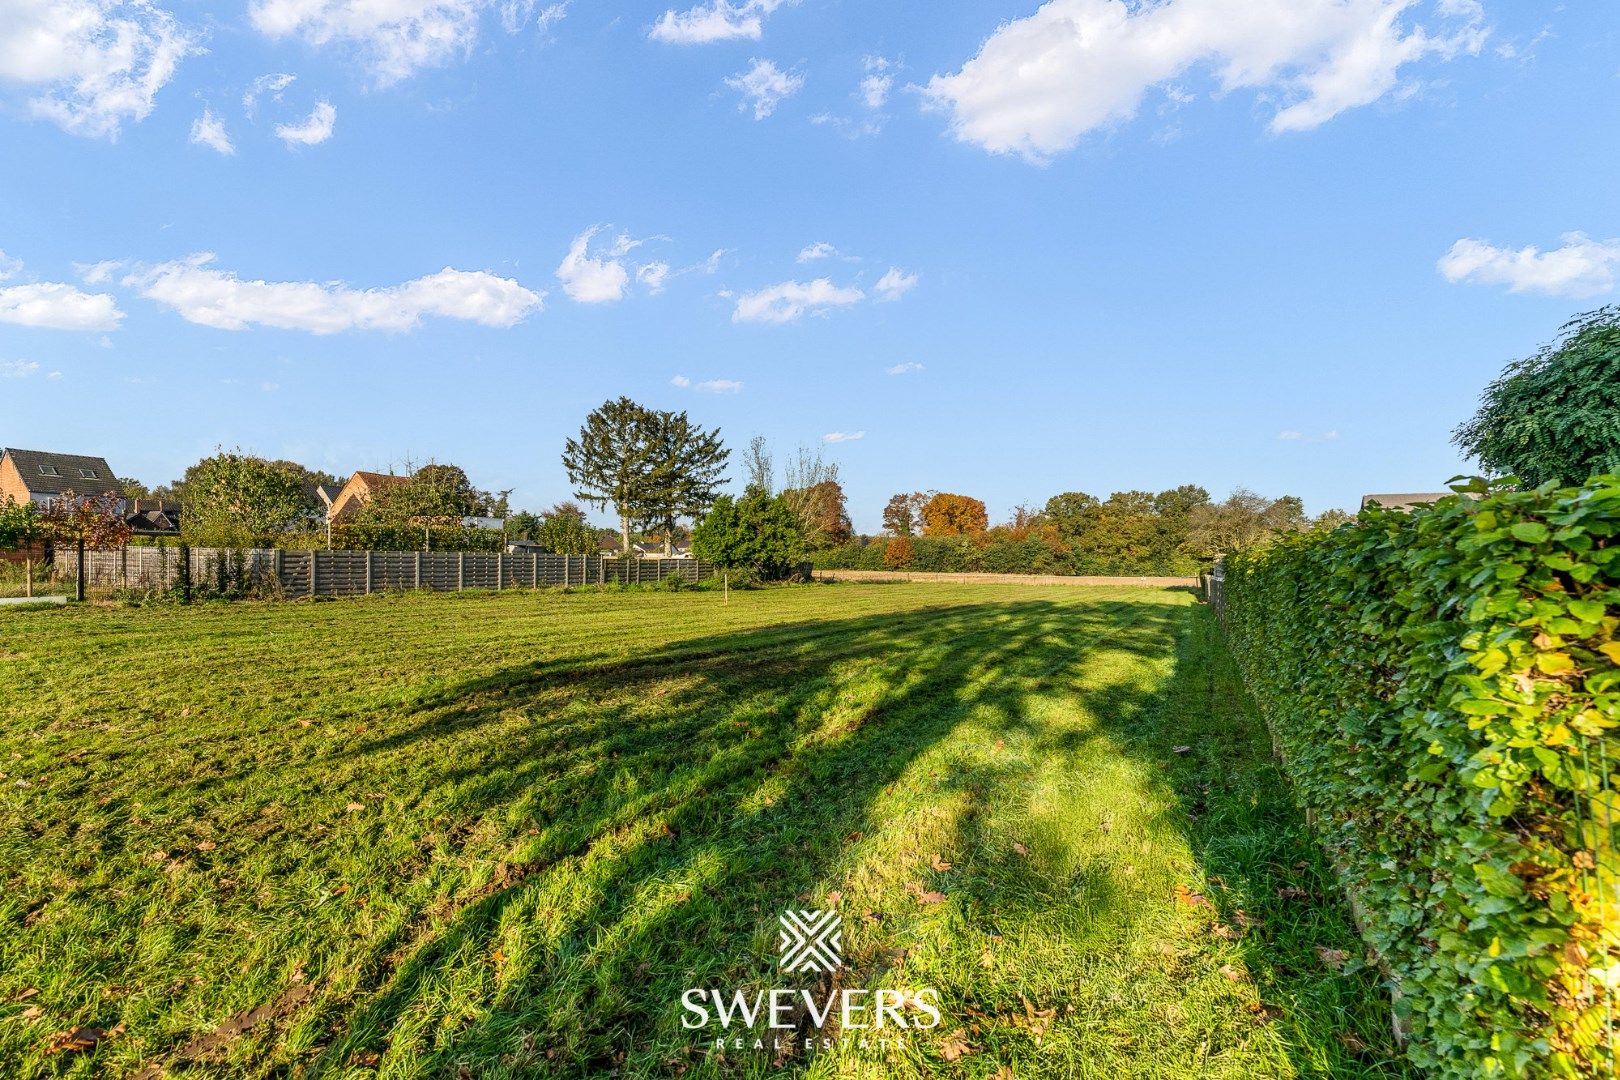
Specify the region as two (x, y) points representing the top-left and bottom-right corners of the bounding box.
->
(978, 948), (994, 969)
(825, 890), (842, 907)
(992, 1067), (1015, 1080)
(345, 802), (365, 813)
(1174, 884), (1212, 909)
(1337, 1031), (1369, 1053)
(296, 719), (313, 727)
(939, 1029), (974, 1062)
(1315, 946), (1349, 970)
(1211, 923), (1237, 941)
(10, 988), (39, 1003)
(1012, 842), (1029, 856)
(1218, 964), (1243, 983)
(994, 739), (1005, 749)
(365, 793), (385, 801)
(196, 840), (216, 852)
(1246, 1002), (1283, 1023)
(45, 1023), (122, 1054)
(146, 850), (169, 863)
(906, 882), (947, 904)
(180, 707), (191, 719)
(20, 1005), (42, 1022)
(1277, 886), (1309, 900)
(1172, 745), (1191, 754)
(930, 853), (952, 872)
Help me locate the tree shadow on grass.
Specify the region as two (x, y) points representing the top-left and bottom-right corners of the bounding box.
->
(212, 594), (1397, 1079)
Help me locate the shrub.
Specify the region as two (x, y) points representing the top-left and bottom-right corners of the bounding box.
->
(1220, 477), (1618, 1078)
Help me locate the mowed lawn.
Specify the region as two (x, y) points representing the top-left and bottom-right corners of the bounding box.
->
(0, 584), (1402, 1079)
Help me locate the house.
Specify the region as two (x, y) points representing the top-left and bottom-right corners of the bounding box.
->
(326, 471), (409, 523)
(125, 498), (181, 536)
(1360, 492), (1455, 511)
(0, 447), (124, 509)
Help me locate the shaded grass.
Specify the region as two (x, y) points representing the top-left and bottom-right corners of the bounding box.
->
(0, 584), (1404, 1078)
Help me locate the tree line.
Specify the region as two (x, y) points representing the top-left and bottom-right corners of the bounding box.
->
(5, 305), (1612, 581)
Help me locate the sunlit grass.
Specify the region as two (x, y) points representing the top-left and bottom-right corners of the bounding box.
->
(0, 584), (1403, 1078)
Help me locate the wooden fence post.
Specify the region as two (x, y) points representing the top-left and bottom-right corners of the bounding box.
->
(365, 550), (374, 595)
(458, 552), (465, 591)
(415, 550), (423, 591)
(310, 550), (318, 599)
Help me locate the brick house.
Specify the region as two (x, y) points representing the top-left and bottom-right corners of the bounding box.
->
(0, 448), (124, 509)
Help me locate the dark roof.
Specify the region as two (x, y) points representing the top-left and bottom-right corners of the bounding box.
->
(315, 484), (342, 506)
(1360, 492), (1455, 511)
(2, 448), (123, 497)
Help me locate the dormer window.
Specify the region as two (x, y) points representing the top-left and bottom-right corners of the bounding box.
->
(78, 468), (98, 479)
(37, 464), (59, 477)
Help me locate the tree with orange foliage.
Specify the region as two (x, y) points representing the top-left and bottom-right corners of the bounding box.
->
(883, 534), (913, 568)
(920, 493), (988, 537)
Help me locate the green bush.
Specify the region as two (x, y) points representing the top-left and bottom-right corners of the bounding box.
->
(1220, 477), (1618, 1078)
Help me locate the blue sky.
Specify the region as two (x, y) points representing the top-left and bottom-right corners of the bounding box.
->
(1, 0), (1615, 531)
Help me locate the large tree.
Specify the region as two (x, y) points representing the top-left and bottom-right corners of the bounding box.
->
(562, 397), (729, 555)
(181, 451), (309, 547)
(920, 492), (988, 537)
(1184, 489), (1307, 557)
(882, 491), (929, 537)
(1453, 307), (1620, 487)
(645, 410), (729, 554)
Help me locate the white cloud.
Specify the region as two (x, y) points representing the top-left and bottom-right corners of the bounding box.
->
(732, 278), (864, 324)
(75, 259), (123, 284)
(1437, 233), (1620, 298)
(243, 72), (296, 115)
(499, 0), (566, 33)
(47, 369), (63, 379)
(860, 55), (894, 109)
(695, 378), (741, 393)
(637, 262), (671, 293)
(886, 361), (925, 375)
(0, 282), (124, 331)
(1279, 429), (1340, 442)
(126, 254), (543, 333)
(190, 107), (234, 154)
(0, 0), (198, 138)
(671, 374), (691, 387)
(249, 0), (494, 85)
(874, 267), (917, 302)
(797, 242), (837, 263)
(2, 360), (40, 378)
(649, 0), (787, 44)
(822, 431), (865, 443)
(725, 58), (802, 119)
(275, 101), (336, 146)
(0, 250), (21, 281)
(556, 226), (641, 303)
(924, 0), (1487, 161)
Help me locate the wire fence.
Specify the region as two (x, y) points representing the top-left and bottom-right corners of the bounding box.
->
(75, 546), (717, 598)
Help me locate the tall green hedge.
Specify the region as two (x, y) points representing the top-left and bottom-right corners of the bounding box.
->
(1221, 477), (1618, 1078)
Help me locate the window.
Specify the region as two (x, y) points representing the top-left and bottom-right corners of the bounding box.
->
(37, 464), (59, 477)
(78, 468), (98, 479)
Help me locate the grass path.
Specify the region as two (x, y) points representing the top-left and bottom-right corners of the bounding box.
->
(0, 584), (1403, 1078)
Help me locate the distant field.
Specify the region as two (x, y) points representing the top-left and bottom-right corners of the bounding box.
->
(0, 585), (1402, 1078)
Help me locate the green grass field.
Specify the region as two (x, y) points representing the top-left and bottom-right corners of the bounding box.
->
(0, 584), (1403, 1079)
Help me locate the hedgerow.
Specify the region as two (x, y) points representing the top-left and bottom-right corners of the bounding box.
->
(1220, 476), (1618, 1078)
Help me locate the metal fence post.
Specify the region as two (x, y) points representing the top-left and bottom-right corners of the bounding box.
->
(415, 550), (423, 591)
(310, 550), (318, 599)
(458, 552), (465, 591)
(365, 550), (373, 595)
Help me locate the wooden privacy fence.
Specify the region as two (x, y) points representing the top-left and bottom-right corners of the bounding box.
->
(77, 547), (716, 598)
